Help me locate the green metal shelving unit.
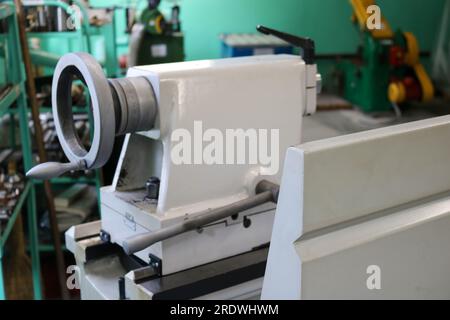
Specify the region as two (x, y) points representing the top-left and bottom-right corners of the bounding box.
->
(21, 1), (109, 253)
(0, 3), (42, 300)
(23, 0), (120, 78)
(0, 0), (121, 299)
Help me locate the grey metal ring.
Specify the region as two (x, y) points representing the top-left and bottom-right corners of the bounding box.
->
(108, 78), (128, 135)
(52, 52), (115, 169)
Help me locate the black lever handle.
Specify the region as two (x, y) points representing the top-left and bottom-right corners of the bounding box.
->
(257, 25), (315, 65)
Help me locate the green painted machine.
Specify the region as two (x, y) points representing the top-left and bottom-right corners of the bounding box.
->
(339, 0), (434, 113)
(339, 32), (393, 112)
(128, 0), (184, 66)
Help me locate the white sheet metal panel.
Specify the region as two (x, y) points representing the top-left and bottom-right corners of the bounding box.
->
(263, 115), (450, 299)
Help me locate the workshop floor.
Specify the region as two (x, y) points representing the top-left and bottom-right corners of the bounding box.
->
(303, 98), (450, 142)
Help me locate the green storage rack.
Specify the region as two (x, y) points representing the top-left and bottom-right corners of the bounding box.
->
(0, 2), (42, 300)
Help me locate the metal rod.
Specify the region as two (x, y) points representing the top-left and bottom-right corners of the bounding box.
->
(122, 180), (279, 255)
(13, 0), (69, 300)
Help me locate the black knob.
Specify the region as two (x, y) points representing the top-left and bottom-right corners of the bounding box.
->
(243, 216), (252, 229)
(146, 177), (160, 200)
(99, 229), (111, 243)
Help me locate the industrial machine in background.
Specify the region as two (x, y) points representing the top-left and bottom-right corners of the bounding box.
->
(339, 0), (435, 113)
(128, 0), (184, 67)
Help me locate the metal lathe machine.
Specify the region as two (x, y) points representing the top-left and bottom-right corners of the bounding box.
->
(28, 26), (450, 300)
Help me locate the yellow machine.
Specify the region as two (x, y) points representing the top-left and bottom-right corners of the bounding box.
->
(341, 0), (434, 112)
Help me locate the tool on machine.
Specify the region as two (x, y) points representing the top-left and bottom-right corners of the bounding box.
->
(339, 0), (435, 113)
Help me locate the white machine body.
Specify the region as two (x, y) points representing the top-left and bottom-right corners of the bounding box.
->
(100, 55), (317, 275)
(263, 115), (450, 299)
(64, 54), (450, 300)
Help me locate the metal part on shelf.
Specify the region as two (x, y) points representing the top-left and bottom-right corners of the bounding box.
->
(0, 161), (25, 220)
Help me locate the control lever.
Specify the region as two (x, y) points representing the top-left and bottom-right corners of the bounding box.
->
(256, 25), (315, 65)
(27, 161), (86, 180)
